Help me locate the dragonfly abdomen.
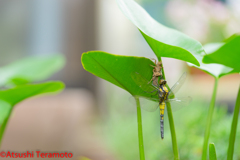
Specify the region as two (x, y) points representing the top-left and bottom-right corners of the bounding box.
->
(159, 102), (165, 139)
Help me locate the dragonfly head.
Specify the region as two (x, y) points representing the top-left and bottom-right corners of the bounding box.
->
(159, 79), (167, 85)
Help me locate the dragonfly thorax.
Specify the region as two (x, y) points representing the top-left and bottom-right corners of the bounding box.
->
(158, 84), (169, 103)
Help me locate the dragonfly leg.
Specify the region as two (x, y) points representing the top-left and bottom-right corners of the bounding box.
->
(148, 78), (153, 84)
(137, 89), (158, 97)
(150, 93), (158, 97)
(150, 58), (157, 64)
(145, 89), (158, 94)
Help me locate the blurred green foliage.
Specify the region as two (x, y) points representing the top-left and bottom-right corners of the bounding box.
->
(203, 34), (240, 73)
(0, 54), (65, 87)
(0, 81), (64, 106)
(0, 54), (65, 126)
(100, 92), (240, 160)
(188, 42), (238, 79)
(0, 54), (65, 147)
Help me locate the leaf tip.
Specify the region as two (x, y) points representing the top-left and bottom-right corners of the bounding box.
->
(209, 143), (217, 160)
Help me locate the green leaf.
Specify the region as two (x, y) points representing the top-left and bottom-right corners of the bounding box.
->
(209, 143), (217, 160)
(82, 51), (156, 98)
(0, 54), (65, 87)
(116, 0), (203, 66)
(203, 34), (240, 72)
(187, 42), (238, 79)
(0, 81), (65, 106)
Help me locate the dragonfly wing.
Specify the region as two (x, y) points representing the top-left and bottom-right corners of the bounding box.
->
(168, 72), (187, 97)
(135, 96), (159, 112)
(166, 96), (192, 112)
(131, 72), (158, 94)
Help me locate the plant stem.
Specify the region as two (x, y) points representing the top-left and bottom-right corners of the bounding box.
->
(227, 85), (240, 160)
(166, 101), (180, 160)
(0, 108), (12, 149)
(159, 58), (179, 160)
(135, 97), (145, 160)
(202, 78), (218, 160)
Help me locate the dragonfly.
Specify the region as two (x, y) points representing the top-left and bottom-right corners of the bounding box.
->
(131, 72), (191, 139)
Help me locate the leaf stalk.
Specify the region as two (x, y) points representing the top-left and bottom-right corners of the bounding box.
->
(227, 85), (240, 160)
(202, 78), (218, 160)
(135, 97), (145, 160)
(0, 108), (12, 149)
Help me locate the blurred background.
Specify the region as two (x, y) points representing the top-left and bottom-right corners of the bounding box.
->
(0, 0), (240, 160)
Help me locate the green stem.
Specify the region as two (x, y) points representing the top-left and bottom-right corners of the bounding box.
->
(227, 85), (240, 160)
(202, 78), (218, 160)
(0, 108), (13, 149)
(159, 57), (179, 160)
(166, 101), (180, 160)
(135, 97), (145, 160)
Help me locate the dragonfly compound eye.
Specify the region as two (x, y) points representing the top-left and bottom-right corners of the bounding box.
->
(159, 79), (167, 85)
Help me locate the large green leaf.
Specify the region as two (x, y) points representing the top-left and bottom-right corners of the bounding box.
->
(187, 42), (238, 79)
(116, 0), (203, 66)
(0, 54), (65, 87)
(82, 51), (157, 98)
(202, 34), (240, 72)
